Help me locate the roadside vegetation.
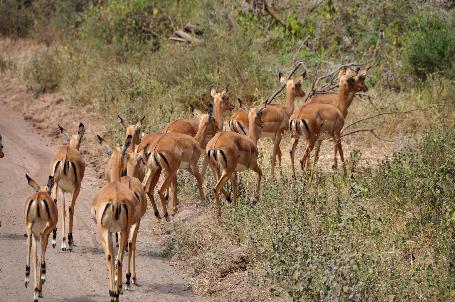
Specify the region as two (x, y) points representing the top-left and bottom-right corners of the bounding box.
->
(0, 0), (454, 301)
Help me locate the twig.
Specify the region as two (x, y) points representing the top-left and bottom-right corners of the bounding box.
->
(356, 93), (381, 111)
(342, 109), (424, 132)
(341, 128), (395, 142)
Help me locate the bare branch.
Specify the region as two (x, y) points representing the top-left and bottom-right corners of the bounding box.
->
(340, 128), (395, 142)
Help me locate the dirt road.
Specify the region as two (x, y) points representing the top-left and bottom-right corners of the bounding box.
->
(0, 106), (200, 301)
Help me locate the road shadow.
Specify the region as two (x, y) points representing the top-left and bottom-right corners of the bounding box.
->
(0, 232), (25, 241)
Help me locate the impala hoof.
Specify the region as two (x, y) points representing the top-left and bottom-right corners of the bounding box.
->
(24, 278), (29, 288)
(132, 277), (136, 285)
(226, 195), (232, 204)
(164, 213), (170, 222)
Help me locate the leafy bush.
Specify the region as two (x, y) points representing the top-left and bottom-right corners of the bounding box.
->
(24, 48), (64, 94)
(404, 13), (455, 80)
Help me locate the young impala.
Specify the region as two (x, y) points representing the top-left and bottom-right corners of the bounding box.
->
(96, 134), (147, 290)
(50, 123), (85, 251)
(23, 175), (58, 302)
(138, 106), (219, 218)
(229, 66), (306, 176)
(289, 71), (368, 174)
(105, 116), (145, 182)
(92, 135), (142, 301)
(206, 107), (265, 217)
(289, 67), (368, 176)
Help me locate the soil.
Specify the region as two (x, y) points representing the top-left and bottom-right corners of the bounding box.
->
(0, 74), (202, 301)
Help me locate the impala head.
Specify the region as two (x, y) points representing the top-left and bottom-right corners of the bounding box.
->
(211, 84), (234, 111)
(248, 107), (265, 129)
(26, 174), (54, 195)
(58, 123), (85, 150)
(0, 133), (4, 158)
(125, 147), (142, 178)
(339, 66), (369, 93)
(118, 115), (145, 147)
(197, 104), (219, 137)
(96, 134), (132, 180)
(280, 71), (306, 98)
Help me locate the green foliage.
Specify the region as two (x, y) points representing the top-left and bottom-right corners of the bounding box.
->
(24, 48), (64, 94)
(404, 13), (455, 80)
(0, 0), (34, 37)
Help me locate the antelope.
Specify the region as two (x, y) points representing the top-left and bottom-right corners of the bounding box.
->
(206, 107), (265, 217)
(91, 135), (139, 301)
(0, 133), (4, 158)
(105, 115), (145, 182)
(229, 67), (306, 176)
(165, 85), (234, 178)
(289, 67), (369, 176)
(288, 70), (367, 176)
(23, 174), (58, 302)
(96, 134), (147, 290)
(138, 106), (219, 218)
(50, 123), (85, 251)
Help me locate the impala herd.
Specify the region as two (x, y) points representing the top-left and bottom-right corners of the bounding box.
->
(6, 63), (370, 301)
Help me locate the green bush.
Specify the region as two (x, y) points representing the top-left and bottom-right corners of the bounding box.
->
(404, 13), (455, 80)
(24, 48), (64, 94)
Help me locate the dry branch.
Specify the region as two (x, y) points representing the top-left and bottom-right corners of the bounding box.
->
(340, 128), (394, 142)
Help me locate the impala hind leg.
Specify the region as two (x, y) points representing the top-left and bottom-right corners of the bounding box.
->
(25, 229), (32, 288)
(115, 231), (127, 297)
(39, 226), (52, 287)
(190, 163), (205, 201)
(158, 171), (175, 221)
(67, 185), (80, 251)
(214, 169), (233, 217)
(208, 161), (231, 202)
(56, 186), (67, 251)
(144, 169), (162, 219)
(289, 136), (299, 178)
(126, 222), (140, 288)
(300, 139), (315, 172)
(99, 228), (115, 302)
(229, 173), (238, 206)
(335, 135), (347, 176)
(32, 235), (40, 302)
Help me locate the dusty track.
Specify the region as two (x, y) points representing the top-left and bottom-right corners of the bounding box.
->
(0, 106), (200, 301)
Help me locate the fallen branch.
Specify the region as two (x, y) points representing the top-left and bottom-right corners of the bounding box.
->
(340, 128), (395, 142)
(264, 2), (286, 26)
(169, 36), (188, 43)
(342, 109), (424, 132)
(184, 22), (203, 35)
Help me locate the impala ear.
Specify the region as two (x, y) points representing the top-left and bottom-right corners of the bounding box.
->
(121, 135), (132, 157)
(96, 134), (113, 156)
(210, 88), (217, 98)
(58, 124), (71, 143)
(78, 123), (85, 140)
(301, 70), (307, 80)
(47, 176), (55, 194)
(225, 83), (230, 92)
(117, 115), (127, 129)
(26, 174), (40, 192)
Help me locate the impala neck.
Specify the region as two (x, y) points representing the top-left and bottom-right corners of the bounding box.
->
(213, 99), (224, 130)
(336, 84), (356, 117)
(193, 125), (207, 148)
(285, 88), (297, 116)
(248, 121), (260, 146)
(110, 151), (123, 182)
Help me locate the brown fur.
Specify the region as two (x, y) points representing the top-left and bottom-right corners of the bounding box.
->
(23, 175), (58, 301)
(229, 75), (305, 176)
(206, 108), (265, 217)
(92, 135), (144, 300)
(289, 68), (369, 176)
(50, 123), (85, 251)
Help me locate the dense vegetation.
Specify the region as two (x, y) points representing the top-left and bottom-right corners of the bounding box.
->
(0, 0), (454, 301)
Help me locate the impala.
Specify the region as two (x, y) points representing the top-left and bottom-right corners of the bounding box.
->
(23, 175), (58, 302)
(206, 107), (265, 217)
(105, 116), (146, 182)
(92, 135), (140, 301)
(289, 67), (369, 176)
(50, 123), (85, 251)
(96, 134), (147, 290)
(229, 64), (306, 176)
(138, 106), (219, 218)
(289, 70), (367, 176)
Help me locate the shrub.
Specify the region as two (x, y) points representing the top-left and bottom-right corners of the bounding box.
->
(404, 13), (455, 80)
(24, 48), (64, 94)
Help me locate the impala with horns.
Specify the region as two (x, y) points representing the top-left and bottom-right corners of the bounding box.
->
(104, 115), (146, 182)
(0, 133), (4, 158)
(91, 135), (139, 301)
(289, 69), (367, 176)
(23, 175), (58, 302)
(96, 134), (147, 290)
(207, 107), (265, 217)
(229, 62), (306, 176)
(289, 66), (369, 176)
(50, 123), (85, 251)
(138, 106), (219, 218)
